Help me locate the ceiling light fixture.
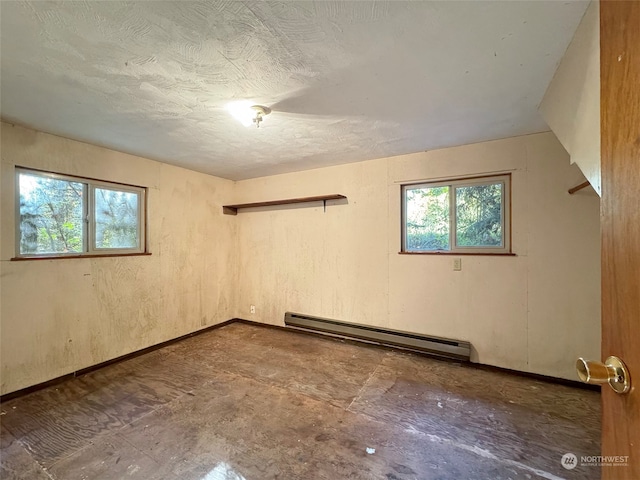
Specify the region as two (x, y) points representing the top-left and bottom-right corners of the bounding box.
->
(250, 105), (271, 128)
(226, 101), (271, 128)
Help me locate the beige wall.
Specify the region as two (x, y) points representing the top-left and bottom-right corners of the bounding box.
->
(0, 123), (238, 395)
(1, 125), (601, 394)
(539, 1), (600, 195)
(234, 132), (601, 380)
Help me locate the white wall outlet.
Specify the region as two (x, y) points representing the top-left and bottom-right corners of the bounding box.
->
(250, 305), (256, 314)
(453, 258), (462, 271)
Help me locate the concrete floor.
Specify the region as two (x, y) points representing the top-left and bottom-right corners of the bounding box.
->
(1, 322), (600, 480)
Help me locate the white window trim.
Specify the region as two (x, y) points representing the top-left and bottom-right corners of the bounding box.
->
(402, 174), (511, 254)
(15, 167), (147, 258)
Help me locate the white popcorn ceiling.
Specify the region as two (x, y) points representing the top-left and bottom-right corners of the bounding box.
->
(0, 1), (588, 180)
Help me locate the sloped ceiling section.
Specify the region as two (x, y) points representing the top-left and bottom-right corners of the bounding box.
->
(0, 1), (588, 180)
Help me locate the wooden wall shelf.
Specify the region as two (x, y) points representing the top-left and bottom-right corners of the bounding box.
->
(223, 194), (347, 215)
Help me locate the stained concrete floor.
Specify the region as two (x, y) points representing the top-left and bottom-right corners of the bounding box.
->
(1, 322), (601, 480)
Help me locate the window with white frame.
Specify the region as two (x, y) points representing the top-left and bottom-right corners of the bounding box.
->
(402, 174), (511, 254)
(16, 168), (146, 257)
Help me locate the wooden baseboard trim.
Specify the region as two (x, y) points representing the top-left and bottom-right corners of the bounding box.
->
(472, 363), (600, 392)
(236, 318), (599, 392)
(0, 319), (237, 403)
(1, 317), (598, 402)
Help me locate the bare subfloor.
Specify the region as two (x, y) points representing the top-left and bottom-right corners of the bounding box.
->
(1, 323), (600, 480)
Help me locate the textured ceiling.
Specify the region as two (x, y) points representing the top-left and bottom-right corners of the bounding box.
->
(0, 1), (588, 180)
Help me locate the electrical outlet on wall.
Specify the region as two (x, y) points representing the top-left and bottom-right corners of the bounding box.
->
(453, 258), (462, 271)
(250, 305), (256, 314)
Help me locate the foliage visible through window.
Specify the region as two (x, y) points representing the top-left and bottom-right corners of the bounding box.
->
(94, 188), (140, 249)
(17, 169), (146, 257)
(403, 175), (510, 253)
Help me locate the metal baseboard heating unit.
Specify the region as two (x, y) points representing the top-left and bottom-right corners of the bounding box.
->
(284, 312), (471, 361)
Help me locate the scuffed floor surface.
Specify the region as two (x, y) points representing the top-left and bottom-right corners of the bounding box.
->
(1, 323), (600, 480)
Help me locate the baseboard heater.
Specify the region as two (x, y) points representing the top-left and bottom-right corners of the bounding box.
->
(284, 312), (471, 362)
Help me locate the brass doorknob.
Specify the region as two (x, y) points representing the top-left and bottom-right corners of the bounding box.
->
(576, 356), (631, 394)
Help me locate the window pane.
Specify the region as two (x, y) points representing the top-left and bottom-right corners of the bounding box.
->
(94, 188), (140, 249)
(406, 186), (450, 251)
(18, 173), (84, 254)
(455, 183), (503, 247)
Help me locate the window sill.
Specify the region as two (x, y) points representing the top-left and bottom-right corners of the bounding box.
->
(11, 252), (152, 261)
(398, 251), (516, 256)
